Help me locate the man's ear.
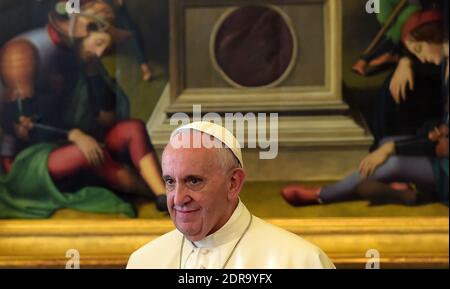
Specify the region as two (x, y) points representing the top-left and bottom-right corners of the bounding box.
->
(228, 168), (246, 201)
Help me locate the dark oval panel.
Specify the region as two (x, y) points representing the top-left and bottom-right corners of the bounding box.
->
(214, 6), (295, 88)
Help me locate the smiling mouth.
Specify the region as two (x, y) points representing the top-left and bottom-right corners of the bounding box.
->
(175, 208), (200, 215)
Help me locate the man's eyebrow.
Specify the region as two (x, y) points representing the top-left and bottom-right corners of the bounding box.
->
(185, 175), (204, 180)
(162, 175), (205, 181)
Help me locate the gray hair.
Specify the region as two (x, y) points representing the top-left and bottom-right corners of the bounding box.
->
(217, 147), (240, 171)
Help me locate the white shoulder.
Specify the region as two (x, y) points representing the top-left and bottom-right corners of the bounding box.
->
(250, 217), (335, 269)
(126, 229), (181, 269)
(251, 217), (315, 249)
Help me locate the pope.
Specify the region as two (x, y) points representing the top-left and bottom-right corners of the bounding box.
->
(127, 122), (335, 269)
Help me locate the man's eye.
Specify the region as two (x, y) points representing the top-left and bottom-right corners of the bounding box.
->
(414, 45), (422, 54)
(189, 178), (201, 185)
(165, 179), (175, 186)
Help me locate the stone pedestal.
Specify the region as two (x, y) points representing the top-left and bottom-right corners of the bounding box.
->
(148, 0), (373, 182)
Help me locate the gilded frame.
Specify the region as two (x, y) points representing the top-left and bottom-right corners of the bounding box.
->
(0, 217), (448, 269)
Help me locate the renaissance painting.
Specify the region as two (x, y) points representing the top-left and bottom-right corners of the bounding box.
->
(0, 0), (448, 269)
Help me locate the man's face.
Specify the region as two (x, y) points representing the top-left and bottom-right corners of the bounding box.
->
(162, 132), (239, 242)
(79, 31), (112, 61)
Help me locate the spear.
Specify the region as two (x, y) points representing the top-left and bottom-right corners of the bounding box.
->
(16, 98), (69, 136)
(362, 0), (409, 57)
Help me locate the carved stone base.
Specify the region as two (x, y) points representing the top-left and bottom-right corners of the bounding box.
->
(147, 85), (373, 182)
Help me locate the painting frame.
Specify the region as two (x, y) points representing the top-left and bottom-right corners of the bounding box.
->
(0, 217), (448, 269)
(0, 0), (448, 269)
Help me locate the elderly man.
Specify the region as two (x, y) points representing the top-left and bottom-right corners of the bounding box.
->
(127, 121), (335, 269)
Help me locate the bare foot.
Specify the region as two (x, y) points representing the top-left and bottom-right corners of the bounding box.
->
(141, 63), (152, 81)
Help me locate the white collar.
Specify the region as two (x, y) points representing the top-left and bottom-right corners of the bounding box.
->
(186, 200), (251, 249)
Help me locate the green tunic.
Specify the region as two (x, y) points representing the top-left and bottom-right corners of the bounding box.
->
(0, 143), (135, 218)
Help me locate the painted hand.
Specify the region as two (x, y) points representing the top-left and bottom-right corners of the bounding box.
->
(98, 110), (115, 128)
(428, 125), (449, 157)
(359, 142), (395, 178)
(14, 116), (33, 141)
(68, 129), (105, 167)
(390, 57), (414, 104)
(436, 137), (449, 158)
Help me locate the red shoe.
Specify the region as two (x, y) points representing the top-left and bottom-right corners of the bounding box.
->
(281, 185), (322, 207)
(352, 59), (368, 76)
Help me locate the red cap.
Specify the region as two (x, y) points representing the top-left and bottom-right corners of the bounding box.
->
(402, 10), (443, 41)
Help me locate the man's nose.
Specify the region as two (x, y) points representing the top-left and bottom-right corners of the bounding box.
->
(173, 184), (190, 206)
(95, 47), (106, 58)
(418, 54), (426, 63)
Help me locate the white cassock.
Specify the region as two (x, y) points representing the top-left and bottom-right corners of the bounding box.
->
(127, 200), (335, 269)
